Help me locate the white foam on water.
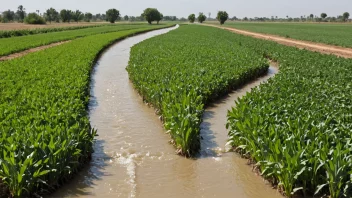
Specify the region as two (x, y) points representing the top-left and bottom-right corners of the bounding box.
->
(115, 153), (139, 198)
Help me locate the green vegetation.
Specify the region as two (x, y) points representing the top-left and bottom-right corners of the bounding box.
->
(0, 25), (172, 197)
(127, 25), (268, 156)
(197, 12), (206, 23)
(216, 11), (229, 25)
(24, 13), (46, 24)
(225, 25), (352, 197)
(71, 10), (84, 23)
(106, 9), (120, 23)
(0, 24), (153, 56)
(221, 22), (352, 47)
(0, 24), (111, 38)
(188, 14), (195, 23)
(45, 8), (60, 24)
(142, 8), (163, 24)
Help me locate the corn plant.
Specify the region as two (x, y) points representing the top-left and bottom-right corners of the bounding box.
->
(227, 22), (352, 198)
(127, 25), (269, 157)
(0, 25), (171, 197)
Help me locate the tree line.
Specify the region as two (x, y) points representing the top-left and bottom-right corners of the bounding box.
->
(188, 11), (229, 25)
(0, 5), (350, 25)
(188, 11), (350, 24)
(0, 6), (183, 25)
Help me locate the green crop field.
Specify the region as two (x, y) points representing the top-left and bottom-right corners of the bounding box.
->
(0, 25), (171, 197)
(127, 25), (269, 156)
(217, 22), (352, 47)
(223, 26), (352, 197)
(129, 24), (352, 198)
(0, 24), (109, 38)
(0, 5), (351, 198)
(0, 24), (159, 56)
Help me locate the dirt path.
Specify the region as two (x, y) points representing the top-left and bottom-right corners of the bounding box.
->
(204, 24), (352, 58)
(0, 41), (70, 61)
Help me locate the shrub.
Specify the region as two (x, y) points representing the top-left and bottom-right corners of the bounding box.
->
(24, 13), (46, 24)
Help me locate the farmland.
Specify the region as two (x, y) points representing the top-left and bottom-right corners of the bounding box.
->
(0, 24), (155, 56)
(127, 25), (268, 156)
(0, 24), (172, 197)
(129, 24), (352, 197)
(0, 22), (109, 31)
(217, 22), (352, 47)
(0, 5), (352, 198)
(223, 28), (352, 197)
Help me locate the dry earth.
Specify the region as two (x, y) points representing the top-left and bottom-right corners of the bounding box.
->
(205, 24), (352, 58)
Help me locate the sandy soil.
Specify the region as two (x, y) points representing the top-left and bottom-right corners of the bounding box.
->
(0, 41), (70, 61)
(205, 24), (352, 58)
(0, 22), (109, 31)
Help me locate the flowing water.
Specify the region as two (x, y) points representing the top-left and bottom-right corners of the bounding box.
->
(51, 26), (282, 198)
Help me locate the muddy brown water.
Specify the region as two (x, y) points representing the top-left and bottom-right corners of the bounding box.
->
(51, 26), (282, 198)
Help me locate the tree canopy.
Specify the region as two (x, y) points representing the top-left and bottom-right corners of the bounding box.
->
(198, 12), (206, 23)
(106, 9), (120, 23)
(60, 9), (72, 23)
(142, 8), (162, 24)
(24, 12), (46, 24)
(45, 8), (59, 24)
(72, 10), (83, 23)
(16, 5), (26, 23)
(2, 10), (16, 23)
(188, 14), (195, 23)
(84, 12), (93, 22)
(343, 12), (350, 21)
(216, 11), (229, 25)
(321, 13), (327, 19)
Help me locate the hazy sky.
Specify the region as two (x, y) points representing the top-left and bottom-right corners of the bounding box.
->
(1, 0), (351, 18)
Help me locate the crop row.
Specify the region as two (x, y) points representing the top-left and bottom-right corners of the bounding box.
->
(127, 25), (269, 156)
(0, 24), (154, 56)
(0, 23), (149, 38)
(0, 24), (108, 38)
(0, 25), (171, 197)
(225, 25), (352, 197)
(222, 22), (352, 48)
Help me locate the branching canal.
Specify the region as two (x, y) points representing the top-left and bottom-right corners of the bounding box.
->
(52, 26), (282, 198)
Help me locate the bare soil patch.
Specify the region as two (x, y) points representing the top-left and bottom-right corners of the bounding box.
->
(205, 24), (352, 58)
(0, 41), (70, 61)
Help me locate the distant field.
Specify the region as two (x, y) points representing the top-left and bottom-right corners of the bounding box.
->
(208, 22), (352, 48)
(0, 24), (155, 56)
(0, 22), (112, 30)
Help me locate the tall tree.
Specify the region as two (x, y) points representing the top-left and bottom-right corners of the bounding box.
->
(60, 9), (72, 23)
(216, 11), (229, 25)
(124, 15), (129, 21)
(72, 10), (83, 23)
(321, 13), (327, 19)
(156, 12), (163, 24)
(84, 12), (93, 22)
(343, 12), (350, 22)
(142, 8), (161, 24)
(197, 12), (206, 23)
(16, 5), (26, 22)
(2, 10), (16, 23)
(188, 14), (195, 23)
(45, 8), (59, 24)
(106, 9), (120, 23)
